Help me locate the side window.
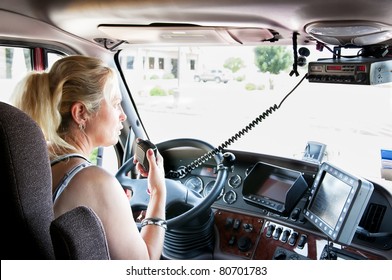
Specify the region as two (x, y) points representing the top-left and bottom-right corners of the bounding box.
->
(0, 47), (63, 104)
(47, 52), (64, 68)
(0, 46), (32, 104)
(100, 146), (120, 174)
(88, 146), (119, 173)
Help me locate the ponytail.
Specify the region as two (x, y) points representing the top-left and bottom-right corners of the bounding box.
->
(12, 55), (114, 156)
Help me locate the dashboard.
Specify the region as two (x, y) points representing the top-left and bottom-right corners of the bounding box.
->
(162, 147), (392, 260)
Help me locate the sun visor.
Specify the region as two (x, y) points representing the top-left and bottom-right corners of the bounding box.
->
(97, 25), (275, 45)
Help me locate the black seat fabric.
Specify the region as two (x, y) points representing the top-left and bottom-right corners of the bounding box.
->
(51, 206), (110, 260)
(0, 101), (55, 259)
(0, 102), (110, 260)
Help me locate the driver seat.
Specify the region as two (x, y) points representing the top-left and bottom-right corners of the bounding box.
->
(0, 101), (110, 259)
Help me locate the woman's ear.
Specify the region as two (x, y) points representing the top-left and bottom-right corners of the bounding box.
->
(70, 102), (88, 126)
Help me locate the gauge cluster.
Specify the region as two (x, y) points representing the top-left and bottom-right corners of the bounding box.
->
(179, 163), (249, 206)
(180, 164), (248, 203)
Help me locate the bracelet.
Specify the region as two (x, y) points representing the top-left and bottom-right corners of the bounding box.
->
(140, 217), (167, 230)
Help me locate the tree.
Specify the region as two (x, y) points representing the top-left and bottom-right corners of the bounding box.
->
(254, 46), (292, 74)
(223, 57), (245, 73)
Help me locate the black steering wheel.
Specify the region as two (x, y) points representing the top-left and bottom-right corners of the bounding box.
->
(115, 138), (229, 228)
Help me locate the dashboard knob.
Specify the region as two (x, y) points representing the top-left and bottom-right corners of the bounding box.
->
(221, 152), (236, 168)
(237, 236), (252, 252)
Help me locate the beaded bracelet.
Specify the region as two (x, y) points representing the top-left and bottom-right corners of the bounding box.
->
(140, 217), (167, 230)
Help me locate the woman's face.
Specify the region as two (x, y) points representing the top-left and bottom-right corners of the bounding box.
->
(86, 78), (127, 147)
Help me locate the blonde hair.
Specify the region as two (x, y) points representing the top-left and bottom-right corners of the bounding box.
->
(12, 55), (115, 156)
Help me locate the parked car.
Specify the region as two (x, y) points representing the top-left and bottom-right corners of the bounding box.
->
(194, 69), (232, 83)
(1, 0), (391, 267)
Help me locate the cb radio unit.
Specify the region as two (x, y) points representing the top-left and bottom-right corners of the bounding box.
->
(308, 57), (392, 85)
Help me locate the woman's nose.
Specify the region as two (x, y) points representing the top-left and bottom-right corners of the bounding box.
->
(120, 106), (127, 122)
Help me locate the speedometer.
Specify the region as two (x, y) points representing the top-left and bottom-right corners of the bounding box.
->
(184, 176), (203, 194)
(203, 180), (224, 199)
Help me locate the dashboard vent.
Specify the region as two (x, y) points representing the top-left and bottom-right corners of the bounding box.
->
(358, 203), (386, 241)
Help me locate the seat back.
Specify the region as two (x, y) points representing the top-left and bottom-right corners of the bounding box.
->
(0, 102), (110, 260)
(50, 206), (110, 260)
(0, 101), (55, 259)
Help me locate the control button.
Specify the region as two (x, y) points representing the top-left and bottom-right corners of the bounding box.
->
(290, 208), (301, 221)
(233, 219), (241, 230)
(297, 234), (307, 249)
(281, 229), (291, 243)
(243, 223), (253, 233)
(265, 224), (275, 238)
(299, 215), (307, 224)
(288, 232), (298, 246)
(225, 217), (234, 229)
(273, 227), (283, 240)
(228, 235), (236, 246)
(237, 236), (252, 252)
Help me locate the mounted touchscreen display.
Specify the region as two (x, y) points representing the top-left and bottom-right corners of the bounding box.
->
(305, 162), (374, 245)
(242, 162), (308, 216)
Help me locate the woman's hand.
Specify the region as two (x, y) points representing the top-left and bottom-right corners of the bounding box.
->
(133, 141), (166, 259)
(134, 145), (166, 196)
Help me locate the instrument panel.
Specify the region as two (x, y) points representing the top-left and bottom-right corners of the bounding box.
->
(172, 149), (392, 260)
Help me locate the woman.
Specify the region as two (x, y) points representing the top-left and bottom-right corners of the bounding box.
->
(12, 55), (166, 260)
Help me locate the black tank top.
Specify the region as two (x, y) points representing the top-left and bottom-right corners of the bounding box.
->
(51, 153), (92, 203)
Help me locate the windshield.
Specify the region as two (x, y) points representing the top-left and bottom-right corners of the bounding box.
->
(119, 45), (392, 182)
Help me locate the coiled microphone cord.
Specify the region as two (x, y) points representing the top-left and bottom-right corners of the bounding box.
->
(167, 73), (309, 179)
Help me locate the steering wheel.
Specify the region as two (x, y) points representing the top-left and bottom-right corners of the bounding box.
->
(115, 138), (229, 228)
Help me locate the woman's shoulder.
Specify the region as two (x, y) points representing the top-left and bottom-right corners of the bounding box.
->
(70, 165), (126, 203)
(79, 165), (120, 185)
